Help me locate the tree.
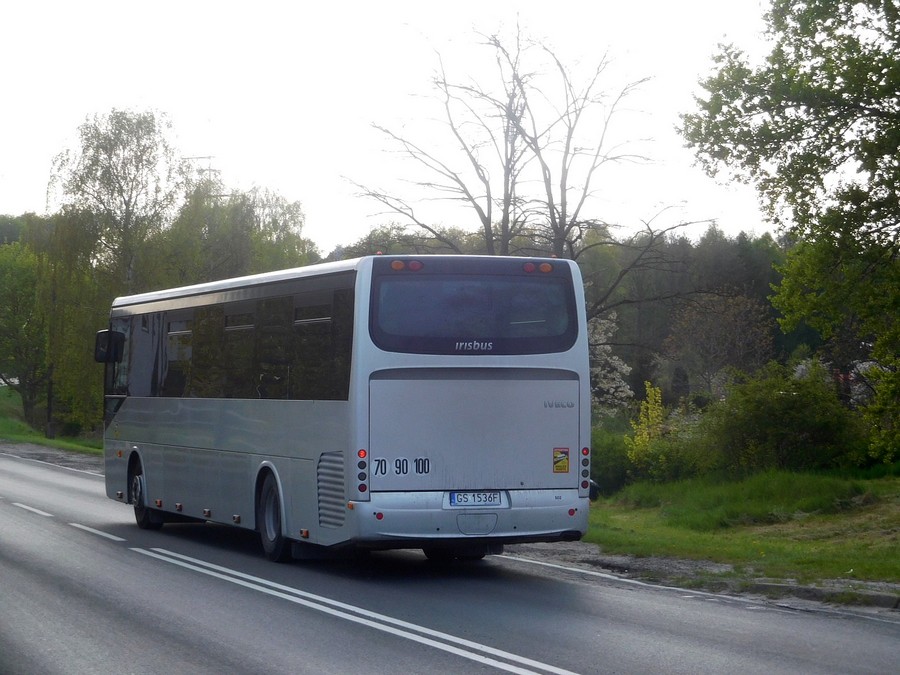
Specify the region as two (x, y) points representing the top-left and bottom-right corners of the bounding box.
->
(138, 181), (319, 290)
(244, 187), (319, 273)
(663, 293), (776, 396)
(0, 241), (48, 426)
(587, 313), (633, 415)
(22, 210), (109, 435)
(356, 27), (648, 259)
(0, 214), (25, 244)
(50, 109), (187, 292)
(681, 0), (899, 459)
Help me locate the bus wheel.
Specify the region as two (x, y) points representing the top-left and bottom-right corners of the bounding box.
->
(257, 473), (291, 562)
(130, 463), (163, 530)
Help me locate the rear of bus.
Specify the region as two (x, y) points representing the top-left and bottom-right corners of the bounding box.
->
(352, 255), (591, 558)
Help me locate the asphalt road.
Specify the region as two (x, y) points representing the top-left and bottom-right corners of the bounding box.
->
(2, 448), (898, 674)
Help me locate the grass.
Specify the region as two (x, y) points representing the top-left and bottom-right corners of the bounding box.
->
(586, 471), (900, 584)
(0, 386), (101, 455)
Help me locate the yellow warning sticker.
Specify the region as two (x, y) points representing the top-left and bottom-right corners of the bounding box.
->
(553, 448), (570, 473)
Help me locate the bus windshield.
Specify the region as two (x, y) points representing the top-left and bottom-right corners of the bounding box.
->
(370, 258), (578, 355)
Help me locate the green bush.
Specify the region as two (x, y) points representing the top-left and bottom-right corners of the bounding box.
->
(701, 362), (868, 474)
(591, 424), (631, 495)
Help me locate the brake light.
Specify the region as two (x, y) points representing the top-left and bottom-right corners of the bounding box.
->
(389, 260), (425, 271)
(357, 449), (370, 497)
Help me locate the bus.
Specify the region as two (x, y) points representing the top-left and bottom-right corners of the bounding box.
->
(94, 255), (592, 561)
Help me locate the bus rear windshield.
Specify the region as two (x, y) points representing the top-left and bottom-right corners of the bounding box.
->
(370, 260), (578, 355)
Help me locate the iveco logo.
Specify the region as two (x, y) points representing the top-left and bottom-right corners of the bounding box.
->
(544, 400), (575, 408)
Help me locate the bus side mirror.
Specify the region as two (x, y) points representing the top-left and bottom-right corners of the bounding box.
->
(94, 329), (125, 363)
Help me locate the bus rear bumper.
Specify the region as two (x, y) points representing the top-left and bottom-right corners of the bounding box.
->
(350, 489), (588, 549)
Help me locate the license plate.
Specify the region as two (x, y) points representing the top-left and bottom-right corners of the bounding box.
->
(449, 491), (502, 507)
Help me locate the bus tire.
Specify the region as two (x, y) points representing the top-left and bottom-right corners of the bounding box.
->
(257, 473), (292, 562)
(130, 462), (163, 530)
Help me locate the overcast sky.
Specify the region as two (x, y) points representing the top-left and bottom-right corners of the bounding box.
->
(1, 0), (772, 253)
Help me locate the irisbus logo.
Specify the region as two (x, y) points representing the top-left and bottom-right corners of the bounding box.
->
(455, 340), (493, 352)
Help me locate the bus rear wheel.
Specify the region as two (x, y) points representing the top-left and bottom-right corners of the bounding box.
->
(130, 462), (163, 530)
(257, 473), (292, 563)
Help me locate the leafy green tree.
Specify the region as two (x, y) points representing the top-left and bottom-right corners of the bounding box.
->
(138, 182), (319, 290)
(0, 241), (48, 426)
(243, 187), (319, 273)
(23, 211), (109, 435)
(0, 214), (25, 244)
(50, 109), (187, 292)
(681, 0), (899, 459)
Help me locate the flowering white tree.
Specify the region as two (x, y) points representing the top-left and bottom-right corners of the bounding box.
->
(588, 313), (632, 416)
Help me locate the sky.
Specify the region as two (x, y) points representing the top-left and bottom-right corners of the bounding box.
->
(1, 0), (773, 254)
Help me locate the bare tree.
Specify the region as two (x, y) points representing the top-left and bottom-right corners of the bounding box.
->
(354, 28), (648, 258)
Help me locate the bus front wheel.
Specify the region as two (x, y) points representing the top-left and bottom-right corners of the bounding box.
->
(130, 462), (163, 530)
(257, 473), (292, 563)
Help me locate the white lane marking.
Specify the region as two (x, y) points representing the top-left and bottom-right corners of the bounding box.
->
(133, 547), (579, 675)
(69, 523), (126, 542)
(12, 502), (54, 517)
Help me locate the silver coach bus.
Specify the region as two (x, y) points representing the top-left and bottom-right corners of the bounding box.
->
(95, 255), (591, 561)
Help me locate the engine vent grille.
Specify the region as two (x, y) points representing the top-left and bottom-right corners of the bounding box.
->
(317, 452), (345, 528)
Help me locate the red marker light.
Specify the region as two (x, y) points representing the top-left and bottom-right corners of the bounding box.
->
(375, 512), (384, 520)
(581, 447), (590, 456)
(523, 262), (536, 273)
(408, 260), (424, 271)
(358, 449), (367, 459)
(358, 484), (368, 493)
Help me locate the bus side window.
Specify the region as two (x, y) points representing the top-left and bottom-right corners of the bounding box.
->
(190, 306), (225, 398)
(162, 315), (192, 397)
(256, 296), (292, 399)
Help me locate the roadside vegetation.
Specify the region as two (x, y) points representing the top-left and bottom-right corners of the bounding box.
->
(587, 368), (899, 585)
(0, 387), (100, 454)
(587, 470), (899, 584)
